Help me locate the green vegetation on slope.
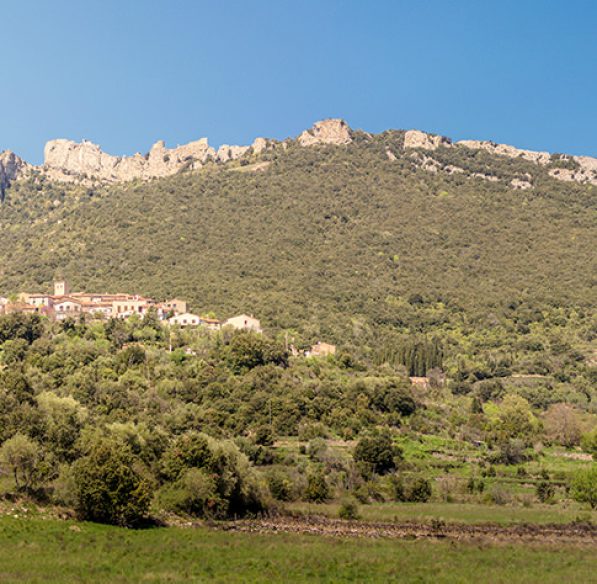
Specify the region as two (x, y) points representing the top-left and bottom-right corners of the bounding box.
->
(1, 133), (595, 345)
(0, 314), (594, 528)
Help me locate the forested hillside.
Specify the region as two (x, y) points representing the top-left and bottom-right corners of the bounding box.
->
(0, 132), (595, 368)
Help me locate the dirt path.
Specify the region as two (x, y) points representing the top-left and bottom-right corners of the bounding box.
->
(214, 515), (597, 545)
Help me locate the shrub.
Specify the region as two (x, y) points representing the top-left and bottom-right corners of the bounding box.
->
(338, 498), (360, 520)
(160, 432), (268, 517)
(267, 470), (294, 501)
(487, 484), (511, 506)
(476, 379), (504, 402)
(570, 467), (597, 509)
(156, 468), (225, 518)
(490, 439), (528, 465)
(72, 440), (153, 526)
(52, 464), (77, 507)
(354, 429), (402, 475)
(407, 477), (432, 502)
(0, 433), (40, 493)
(389, 473), (407, 502)
(298, 422), (330, 441)
(254, 425), (274, 447)
(305, 467), (329, 502)
(536, 480), (555, 503)
(580, 428), (597, 459)
(224, 332), (288, 373)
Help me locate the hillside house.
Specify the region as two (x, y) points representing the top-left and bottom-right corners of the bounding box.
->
(54, 298), (84, 320)
(82, 302), (113, 318)
(24, 294), (55, 308)
(223, 314), (262, 333)
(199, 317), (221, 331)
(163, 298), (187, 315)
(168, 313), (201, 327)
(112, 298), (152, 319)
(4, 302), (39, 315)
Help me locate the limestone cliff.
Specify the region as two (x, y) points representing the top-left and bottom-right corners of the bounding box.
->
(400, 129), (597, 186)
(298, 119), (352, 146)
(0, 151), (30, 196)
(2, 119), (596, 188)
(43, 137), (216, 183)
(403, 130), (451, 150)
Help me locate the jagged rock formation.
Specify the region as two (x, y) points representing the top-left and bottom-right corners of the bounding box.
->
(401, 130), (597, 186)
(216, 144), (250, 163)
(251, 137), (269, 154)
(37, 119), (352, 183)
(2, 119), (596, 188)
(0, 151), (30, 196)
(456, 140), (552, 165)
(298, 119), (352, 146)
(43, 137), (216, 183)
(403, 130), (451, 150)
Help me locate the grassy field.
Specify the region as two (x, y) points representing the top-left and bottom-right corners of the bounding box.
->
(0, 516), (594, 584)
(286, 501), (596, 525)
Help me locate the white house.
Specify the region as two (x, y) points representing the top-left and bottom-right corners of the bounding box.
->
(54, 298), (84, 320)
(223, 314), (262, 333)
(25, 294), (54, 308)
(168, 313), (202, 327)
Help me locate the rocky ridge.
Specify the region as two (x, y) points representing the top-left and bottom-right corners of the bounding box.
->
(401, 130), (597, 186)
(0, 151), (30, 197)
(1, 118), (596, 188)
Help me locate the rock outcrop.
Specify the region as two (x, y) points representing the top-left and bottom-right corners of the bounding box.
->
(251, 137), (269, 154)
(0, 151), (30, 195)
(456, 140), (551, 165)
(298, 119), (352, 146)
(2, 118), (596, 188)
(404, 130), (451, 150)
(43, 138), (217, 183)
(216, 144), (249, 163)
(456, 140), (597, 185)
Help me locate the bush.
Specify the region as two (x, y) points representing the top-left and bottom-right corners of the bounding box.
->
(580, 428), (597, 459)
(224, 332), (288, 373)
(487, 484), (511, 506)
(254, 425), (274, 447)
(536, 480), (555, 503)
(160, 432), (268, 517)
(305, 467), (329, 502)
(388, 473), (407, 502)
(0, 433), (41, 493)
(354, 429), (402, 475)
(72, 440), (153, 526)
(267, 470), (294, 501)
(52, 464), (77, 507)
(338, 498), (360, 520)
(570, 467), (597, 509)
(155, 468), (225, 518)
(298, 422), (330, 441)
(490, 439), (528, 465)
(407, 477), (432, 502)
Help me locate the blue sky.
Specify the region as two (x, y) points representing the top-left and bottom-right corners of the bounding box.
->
(3, 0), (596, 163)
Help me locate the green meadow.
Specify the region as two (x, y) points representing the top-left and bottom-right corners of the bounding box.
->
(0, 516), (593, 584)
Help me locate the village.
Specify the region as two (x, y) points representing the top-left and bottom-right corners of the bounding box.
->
(0, 279), (337, 358)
